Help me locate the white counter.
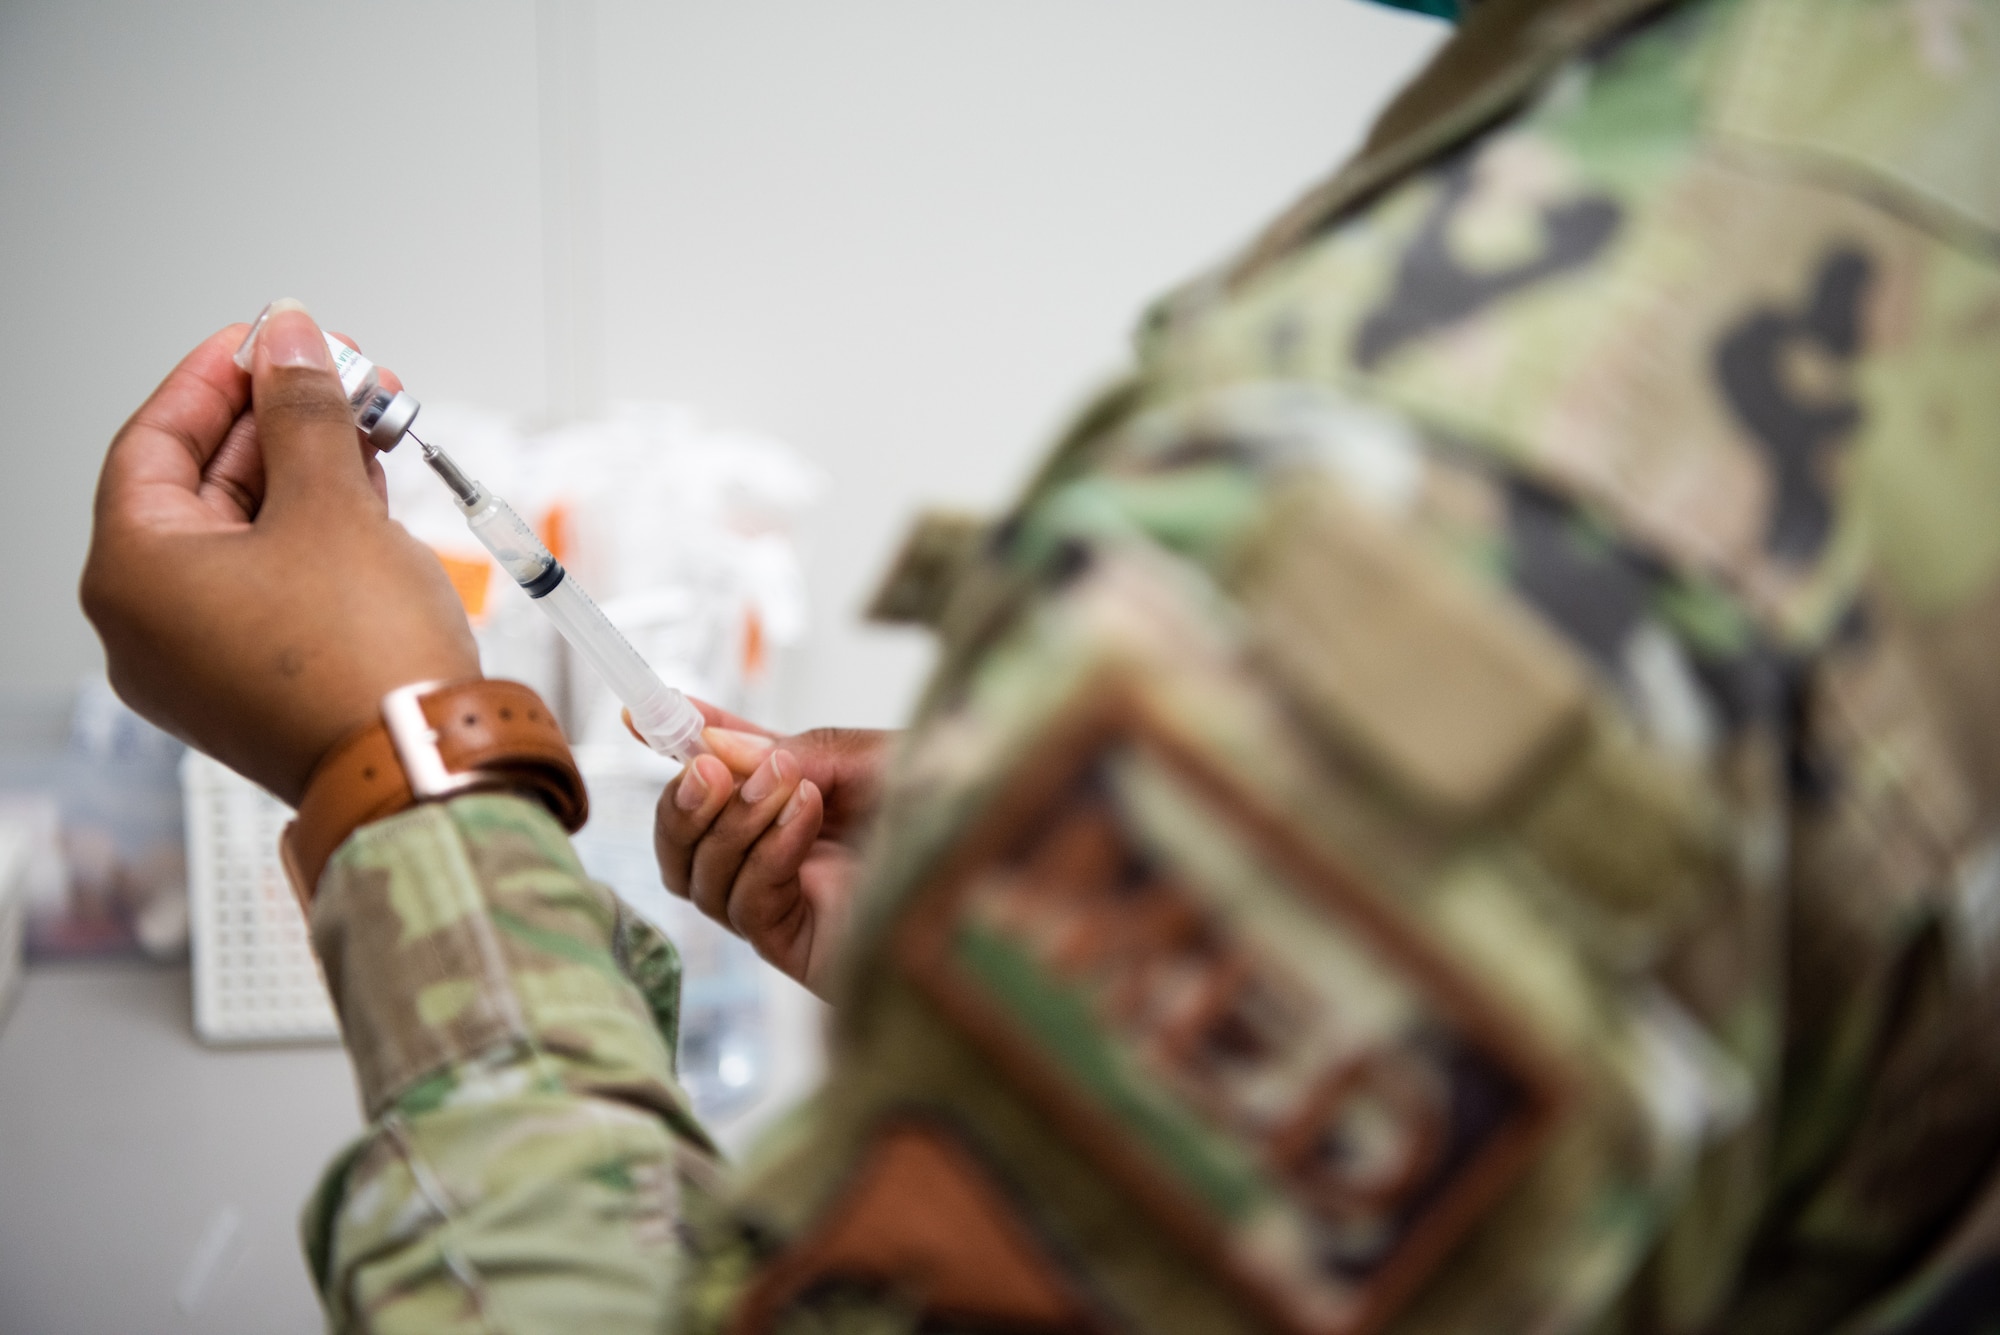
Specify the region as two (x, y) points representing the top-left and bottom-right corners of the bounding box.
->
(0, 963), (359, 1334)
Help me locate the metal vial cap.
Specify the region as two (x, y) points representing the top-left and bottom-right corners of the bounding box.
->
(360, 389), (422, 451)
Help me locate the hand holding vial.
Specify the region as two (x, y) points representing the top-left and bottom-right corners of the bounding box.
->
(81, 305), (480, 803)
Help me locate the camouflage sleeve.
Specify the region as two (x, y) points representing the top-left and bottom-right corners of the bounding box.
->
(299, 792), (716, 1333)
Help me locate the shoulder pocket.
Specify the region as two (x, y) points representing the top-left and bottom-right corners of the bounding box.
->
(1236, 482), (1590, 822)
(1236, 480), (1727, 958)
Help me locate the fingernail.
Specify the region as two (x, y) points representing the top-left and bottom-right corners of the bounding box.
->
(740, 750), (791, 805)
(776, 780), (816, 828)
(704, 726), (776, 774)
(261, 301), (329, 370)
(674, 761), (710, 811)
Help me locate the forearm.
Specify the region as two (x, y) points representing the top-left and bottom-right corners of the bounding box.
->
(302, 793), (714, 1333)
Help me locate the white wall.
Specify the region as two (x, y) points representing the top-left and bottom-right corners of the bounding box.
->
(0, 1), (1442, 729)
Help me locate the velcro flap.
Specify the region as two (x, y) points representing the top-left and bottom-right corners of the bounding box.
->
(1237, 482), (1590, 823)
(866, 508), (991, 628)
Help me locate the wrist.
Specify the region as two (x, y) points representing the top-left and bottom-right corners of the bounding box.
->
(281, 678), (588, 903)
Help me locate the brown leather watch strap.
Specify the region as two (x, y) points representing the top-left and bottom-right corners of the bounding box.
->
(281, 679), (588, 904)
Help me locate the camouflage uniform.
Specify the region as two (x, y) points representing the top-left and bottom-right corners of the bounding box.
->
(304, 0), (2000, 1330)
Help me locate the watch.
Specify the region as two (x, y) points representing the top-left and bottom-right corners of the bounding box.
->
(279, 678), (589, 905)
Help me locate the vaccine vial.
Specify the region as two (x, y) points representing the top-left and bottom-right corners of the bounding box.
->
(232, 300), (421, 451)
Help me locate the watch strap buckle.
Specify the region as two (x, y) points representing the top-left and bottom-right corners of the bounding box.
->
(286, 678), (586, 906)
(380, 680), (491, 802)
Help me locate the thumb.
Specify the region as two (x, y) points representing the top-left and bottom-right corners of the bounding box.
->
(249, 300), (378, 515)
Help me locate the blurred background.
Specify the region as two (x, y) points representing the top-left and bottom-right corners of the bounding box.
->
(0, 1), (1442, 1330)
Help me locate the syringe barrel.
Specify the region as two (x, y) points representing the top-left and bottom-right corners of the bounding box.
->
(534, 577), (706, 759)
(462, 492), (559, 589)
(461, 492), (705, 760)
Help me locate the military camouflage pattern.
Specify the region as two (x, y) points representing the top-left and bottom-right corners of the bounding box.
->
(303, 795), (716, 1330)
(302, 0), (2000, 1331)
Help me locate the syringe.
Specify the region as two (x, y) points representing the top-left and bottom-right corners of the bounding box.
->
(409, 431), (709, 761)
(233, 301), (707, 760)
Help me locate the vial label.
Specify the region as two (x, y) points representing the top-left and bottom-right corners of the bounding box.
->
(329, 340), (370, 399)
(232, 302), (378, 407)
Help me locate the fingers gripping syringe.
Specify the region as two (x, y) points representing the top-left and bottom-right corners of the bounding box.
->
(411, 432), (709, 761)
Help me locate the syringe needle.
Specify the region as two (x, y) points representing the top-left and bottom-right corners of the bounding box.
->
(408, 429), (482, 507)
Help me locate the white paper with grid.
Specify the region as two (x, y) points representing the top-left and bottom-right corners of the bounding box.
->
(181, 752), (340, 1044)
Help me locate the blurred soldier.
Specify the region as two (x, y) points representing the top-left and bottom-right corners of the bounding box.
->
(84, 0), (2000, 1332)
